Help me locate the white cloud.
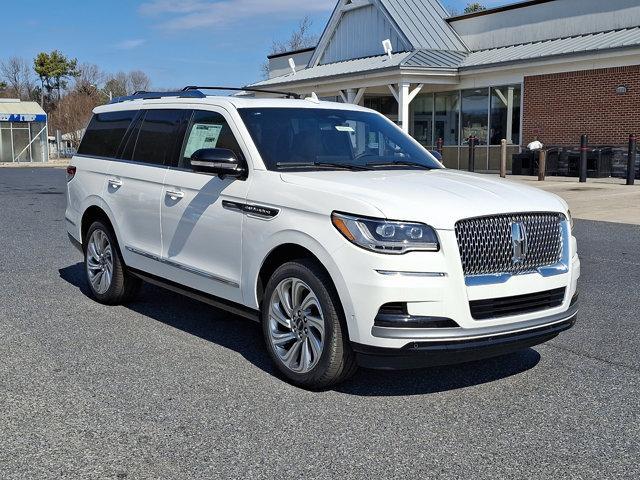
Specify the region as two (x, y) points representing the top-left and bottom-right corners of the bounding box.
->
(115, 39), (147, 49)
(139, 0), (335, 30)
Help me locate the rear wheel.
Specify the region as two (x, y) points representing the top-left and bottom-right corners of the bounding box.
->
(262, 260), (357, 389)
(84, 221), (140, 305)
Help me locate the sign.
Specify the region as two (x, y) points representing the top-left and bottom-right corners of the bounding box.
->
(0, 114), (47, 123)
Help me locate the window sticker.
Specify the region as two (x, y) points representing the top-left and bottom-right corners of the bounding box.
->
(184, 123), (223, 157)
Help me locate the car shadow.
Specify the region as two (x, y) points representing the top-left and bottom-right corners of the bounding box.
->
(59, 263), (541, 397)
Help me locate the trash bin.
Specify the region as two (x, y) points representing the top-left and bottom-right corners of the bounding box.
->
(512, 150), (538, 175)
(565, 147), (612, 178)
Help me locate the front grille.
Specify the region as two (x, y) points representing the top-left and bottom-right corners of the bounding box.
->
(470, 287), (566, 320)
(455, 213), (563, 276)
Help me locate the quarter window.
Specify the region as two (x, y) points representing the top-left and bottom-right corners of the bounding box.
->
(180, 110), (243, 169)
(77, 110), (136, 158)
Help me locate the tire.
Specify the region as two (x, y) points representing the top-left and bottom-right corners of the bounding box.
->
(84, 220), (141, 305)
(261, 259), (357, 389)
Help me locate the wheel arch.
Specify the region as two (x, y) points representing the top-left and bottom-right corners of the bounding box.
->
(250, 232), (356, 340)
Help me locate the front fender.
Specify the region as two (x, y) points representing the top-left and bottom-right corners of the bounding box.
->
(242, 228), (357, 340)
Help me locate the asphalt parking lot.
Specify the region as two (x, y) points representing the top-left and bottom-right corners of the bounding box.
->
(1, 168), (638, 479)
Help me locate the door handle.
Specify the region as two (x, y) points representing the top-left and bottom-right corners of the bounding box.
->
(108, 178), (123, 188)
(165, 188), (184, 200)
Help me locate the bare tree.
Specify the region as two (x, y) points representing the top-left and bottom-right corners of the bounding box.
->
(128, 70), (151, 93)
(49, 90), (101, 147)
(75, 63), (105, 95)
(0, 57), (35, 99)
(103, 70), (151, 98)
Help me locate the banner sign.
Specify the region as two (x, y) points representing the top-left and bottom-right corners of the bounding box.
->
(0, 113), (47, 123)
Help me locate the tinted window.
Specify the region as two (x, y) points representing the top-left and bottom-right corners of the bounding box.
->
(238, 108), (442, 171)
(132, 109), (187, 166)
(118, 112), (144, 161)
(180, 110), (243, 169)
(78, 111), (136, 158)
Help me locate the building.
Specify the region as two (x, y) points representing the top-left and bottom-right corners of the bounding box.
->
(0, 99), (48, 163)
(254, 0), (640, 171)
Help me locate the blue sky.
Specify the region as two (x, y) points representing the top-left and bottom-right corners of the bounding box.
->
(0, 0), (509, 89)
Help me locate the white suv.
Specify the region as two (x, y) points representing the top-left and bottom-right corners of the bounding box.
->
(66, 88), (580, 388)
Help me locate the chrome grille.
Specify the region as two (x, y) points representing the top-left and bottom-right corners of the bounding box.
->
(455, 213), (563, 276)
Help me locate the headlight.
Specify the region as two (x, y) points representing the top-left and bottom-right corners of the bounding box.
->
(331, 212), (439, 254)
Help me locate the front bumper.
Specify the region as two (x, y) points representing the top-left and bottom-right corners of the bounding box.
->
(352, 303), (577, 369)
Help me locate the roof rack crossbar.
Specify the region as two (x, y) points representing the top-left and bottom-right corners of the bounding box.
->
(182, 86), (301, 99)
(109, 90), (206, 104)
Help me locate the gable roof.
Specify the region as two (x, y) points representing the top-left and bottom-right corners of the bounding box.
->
(253, 26), (640, 88)
(309, 0), (467, 67)
(378, 0), (467, 51)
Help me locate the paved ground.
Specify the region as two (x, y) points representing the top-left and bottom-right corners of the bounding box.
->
(0, 168), (638, 479)
(509, 175), (640, 225)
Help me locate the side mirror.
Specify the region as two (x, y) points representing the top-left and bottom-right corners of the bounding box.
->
(190, 148), (246, 178)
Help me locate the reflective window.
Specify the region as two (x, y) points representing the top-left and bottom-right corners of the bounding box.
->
(180, 110), (243, 169)
(78, 111), (136, 158)
(239, 108), (442, 171)
(132, 109), (187, 165)
(461, 88), (489, 145)
(434, 91), (459, 146)
(411, 94), (433, 147)
(490, 85), (521, 145)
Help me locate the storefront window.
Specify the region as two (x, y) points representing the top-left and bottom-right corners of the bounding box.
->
(434, 91), (459, 146)
(410, 93), (433, 147)
(461, 88), (489, 145)
(490, 85), (521, 145)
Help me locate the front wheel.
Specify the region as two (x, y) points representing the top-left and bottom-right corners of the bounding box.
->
(261, 260), (357, 389)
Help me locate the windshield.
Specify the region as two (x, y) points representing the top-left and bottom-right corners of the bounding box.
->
(238, 107), (443, 171)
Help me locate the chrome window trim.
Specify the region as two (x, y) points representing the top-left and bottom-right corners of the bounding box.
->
(125, 246), (240, 288)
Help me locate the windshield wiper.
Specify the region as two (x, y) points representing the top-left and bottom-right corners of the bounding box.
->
(276, 162), (370, 171)
(366, 160), (434, 170)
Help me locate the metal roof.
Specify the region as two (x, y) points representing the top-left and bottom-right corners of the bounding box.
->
(254, 51), (416, 87)
(254, 27), (640, 87)
(0, 100), (46, 116)
(403, 49), (467, 68)
(378, 0), (467, 51)
(460, 27), (640, 69)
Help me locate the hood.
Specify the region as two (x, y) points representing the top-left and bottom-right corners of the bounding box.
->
(280, 169), (567, 230)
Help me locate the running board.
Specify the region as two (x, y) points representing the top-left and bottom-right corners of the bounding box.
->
(129, 268), (260, 323)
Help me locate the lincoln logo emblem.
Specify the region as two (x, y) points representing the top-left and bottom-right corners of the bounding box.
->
(510, 221), (528, 263)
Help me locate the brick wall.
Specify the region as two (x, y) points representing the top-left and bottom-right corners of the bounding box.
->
(523, 65), (640, 146)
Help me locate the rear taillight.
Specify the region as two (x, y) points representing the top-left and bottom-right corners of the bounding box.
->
(66, 165), (76, 182)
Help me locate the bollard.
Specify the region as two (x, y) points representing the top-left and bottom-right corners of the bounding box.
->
(500, 139), (507, 178)
(436, 137), (443, 154)
(468, 136), (476, 172)
(627, 134), (636, 186)
(579, 134), (588, 183)
(538, 150), (546, 181)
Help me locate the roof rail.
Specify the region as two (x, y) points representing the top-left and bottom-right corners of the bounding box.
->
(109, 90), (206, 104)
(182, 86), (301, 99)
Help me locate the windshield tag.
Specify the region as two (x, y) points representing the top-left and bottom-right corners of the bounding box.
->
(335, 125), (355, 133)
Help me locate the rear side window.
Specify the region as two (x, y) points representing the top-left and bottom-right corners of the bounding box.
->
(78, 111), (136, 158)
(132, 109), (187, 166)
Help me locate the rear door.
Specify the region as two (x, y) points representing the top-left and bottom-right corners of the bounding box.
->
(159, 108), (250, 303)
(107, 108), (189, 273)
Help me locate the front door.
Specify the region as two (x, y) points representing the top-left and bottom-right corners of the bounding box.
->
(160, 108), (250, 304)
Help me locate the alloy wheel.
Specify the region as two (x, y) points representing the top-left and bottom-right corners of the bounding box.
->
(86, 229), (114, 295)
(268, 277), (325, 374)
